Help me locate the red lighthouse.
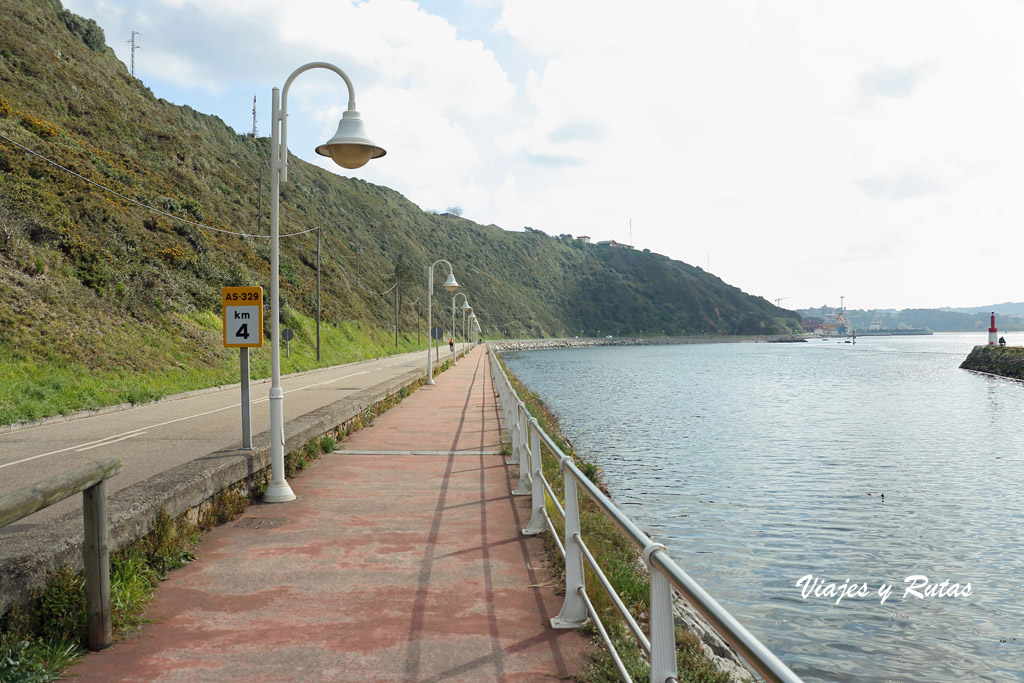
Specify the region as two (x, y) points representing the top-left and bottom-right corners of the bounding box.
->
(988, 312), (998, 346)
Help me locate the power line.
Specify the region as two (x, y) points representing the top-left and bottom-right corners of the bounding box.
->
(0, 131), (316, 239)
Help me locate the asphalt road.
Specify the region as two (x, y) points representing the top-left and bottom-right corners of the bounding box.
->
(0, 344), (468, 533)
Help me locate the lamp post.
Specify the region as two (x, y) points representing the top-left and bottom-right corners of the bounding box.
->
(426, 259), (458, 385)
(463, 305), (472, 344)
(451, 293), (470, 365)
(264, 62), (385, 503)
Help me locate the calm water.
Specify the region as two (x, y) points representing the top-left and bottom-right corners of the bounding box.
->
(503, 334), (1024, 682)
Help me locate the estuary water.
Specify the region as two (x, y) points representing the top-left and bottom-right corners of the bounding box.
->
(502, 334), (1024, 682)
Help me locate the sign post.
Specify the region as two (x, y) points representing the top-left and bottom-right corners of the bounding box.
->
(223, 286), (264, 449)
(282, 328), (294, 358)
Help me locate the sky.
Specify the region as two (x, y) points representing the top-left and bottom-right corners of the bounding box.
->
(58, 0), (1024, 311)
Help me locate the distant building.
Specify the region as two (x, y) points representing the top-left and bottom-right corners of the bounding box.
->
(577, 235), (591, 243)
(596, 240), (634, 249)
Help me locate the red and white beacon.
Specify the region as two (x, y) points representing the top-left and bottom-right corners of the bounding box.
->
(989, 312), (998, 346)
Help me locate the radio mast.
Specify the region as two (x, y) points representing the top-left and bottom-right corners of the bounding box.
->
(127, 31), (141, 78)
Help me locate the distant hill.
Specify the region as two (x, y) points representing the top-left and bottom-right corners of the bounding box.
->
(940, 302), (1024, 316)
(798, 306), (1024, 333)
(0, 0), (801, 385)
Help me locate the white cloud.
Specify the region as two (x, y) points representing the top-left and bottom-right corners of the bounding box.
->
(59, 0), (1024, 308)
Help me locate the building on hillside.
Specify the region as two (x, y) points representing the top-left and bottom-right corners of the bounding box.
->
(576, 235), (591, 243)
(596, 240), (634, 249)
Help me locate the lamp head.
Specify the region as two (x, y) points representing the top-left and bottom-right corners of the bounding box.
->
(315, 110), (386, 170)
(442, 271), (459, 291)
(461, 301), (472, 311)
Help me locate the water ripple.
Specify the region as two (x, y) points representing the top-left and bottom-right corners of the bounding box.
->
(504, 334), (1024, 682)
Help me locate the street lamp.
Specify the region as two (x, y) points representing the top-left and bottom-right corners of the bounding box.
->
(426, 259), (458, 385)
(264, 62), (385, 504)
(462, 304), (472, 344)
(452, 293), (470, 365)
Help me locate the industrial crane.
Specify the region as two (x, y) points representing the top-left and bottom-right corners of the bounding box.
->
(774, 297), (789, 307)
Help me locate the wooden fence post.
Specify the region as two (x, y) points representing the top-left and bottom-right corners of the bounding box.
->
(83, 480), (112, 651)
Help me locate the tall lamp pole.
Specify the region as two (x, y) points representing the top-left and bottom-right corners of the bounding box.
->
(426, 259), (458, 385)
(265, 62), (385, 503)
(451, 293), (469, 365)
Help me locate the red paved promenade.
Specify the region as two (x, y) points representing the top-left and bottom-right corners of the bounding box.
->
(67, 345), (590, 681)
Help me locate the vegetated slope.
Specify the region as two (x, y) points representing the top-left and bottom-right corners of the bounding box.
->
(0, 0), (800, 381)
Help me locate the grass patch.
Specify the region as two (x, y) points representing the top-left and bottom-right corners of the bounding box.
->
(0, 508), (200, 681)
(498, 355), (734, 682)
(0, 308), (429, 426)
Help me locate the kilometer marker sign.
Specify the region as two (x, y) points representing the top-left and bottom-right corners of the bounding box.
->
(222, 286), (264, 348)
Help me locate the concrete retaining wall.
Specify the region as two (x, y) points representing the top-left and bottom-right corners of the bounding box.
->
(0, 361), (435, 615)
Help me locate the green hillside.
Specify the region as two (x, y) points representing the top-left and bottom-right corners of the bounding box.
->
(0, 0), (801, 424)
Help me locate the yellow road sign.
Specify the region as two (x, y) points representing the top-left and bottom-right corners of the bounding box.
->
(222, 286), (264, 348)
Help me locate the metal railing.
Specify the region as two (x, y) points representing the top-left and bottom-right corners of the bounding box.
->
(487, 346), (802, 683)
(0, 457), (122, 651)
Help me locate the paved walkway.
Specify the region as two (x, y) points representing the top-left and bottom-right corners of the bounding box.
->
(67, 345), (591, 681)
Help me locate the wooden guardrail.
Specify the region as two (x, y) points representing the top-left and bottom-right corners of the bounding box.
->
(0, 457), (123, 651)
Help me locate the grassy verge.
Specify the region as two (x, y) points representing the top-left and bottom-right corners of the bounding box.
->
(498, 356), (733, 682)
(0, 308), (428, 426)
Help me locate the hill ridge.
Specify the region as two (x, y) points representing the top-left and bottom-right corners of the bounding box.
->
(0, 0), (801, 422)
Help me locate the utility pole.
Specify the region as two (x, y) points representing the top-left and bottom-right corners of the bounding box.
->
(256, 176), (263, 234)
(127, 31), (140, 78)
(316, 227), (321, 362)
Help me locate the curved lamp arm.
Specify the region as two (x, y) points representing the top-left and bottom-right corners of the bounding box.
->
(276, 62), (383, 182)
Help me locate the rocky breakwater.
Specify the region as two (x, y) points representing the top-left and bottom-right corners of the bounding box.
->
(960, 345), (1024, 380)
(491, 335), (806, 353)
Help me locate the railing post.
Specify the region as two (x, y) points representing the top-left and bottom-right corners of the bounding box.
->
(507, 403), (522, 465)
(82, 479), (112, 651)
(551, 457), (588, 628)
(645, 544), (677, 683)
(513, 414), (533, 495)
(523, 419), (547, 535)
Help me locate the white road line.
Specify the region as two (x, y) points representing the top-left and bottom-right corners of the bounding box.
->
(1, 368), (383, 470)
(75, 431), (148, 452)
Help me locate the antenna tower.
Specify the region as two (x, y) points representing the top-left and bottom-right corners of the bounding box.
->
(251, 94), (258, 137)
(127, 31), (141, 78)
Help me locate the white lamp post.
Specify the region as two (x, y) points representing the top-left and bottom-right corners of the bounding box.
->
(426, 259), (458, 385)
(264, 62), (385, 503)
(451, 293), (469, 365)
(462, 305), (472, 344)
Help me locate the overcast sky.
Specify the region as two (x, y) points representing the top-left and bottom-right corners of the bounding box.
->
(60, 0), (1024, 311)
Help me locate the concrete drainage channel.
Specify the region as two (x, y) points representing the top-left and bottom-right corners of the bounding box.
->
(0, 349), (469, 617)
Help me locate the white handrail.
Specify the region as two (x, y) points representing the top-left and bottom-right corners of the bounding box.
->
(487, 345), (803, 683)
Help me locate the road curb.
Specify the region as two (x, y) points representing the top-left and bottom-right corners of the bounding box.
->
(0, 360), (436, 614)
